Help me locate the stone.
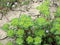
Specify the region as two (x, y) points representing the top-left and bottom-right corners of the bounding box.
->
(46, 30), (49, 33)
(31, 16), (37, 20)
(0, 29), (7, 39)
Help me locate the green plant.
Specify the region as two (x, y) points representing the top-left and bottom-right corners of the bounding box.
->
(50, 18), (60, 34)
(36, 0), (50, 18)
(48, 37), (53, 43)
(2, 13), (59, 45)
(51, 23), (60, 34)
(7, 30), (14, 37)
(44, 0), (50, 5)
(16, 38), (24, 45)
(34, 36), (42, 45)
(35, 17), (49, 28)
(16, 29), (24, 37)
(19, 14), (33, 29)
(2, 23), (9, 31)
(6, 41), (13, 45)
(10, 18), (18, 26)
(34, 30), (45, 37)
(56, 36), (60, 45)
(26, 36), (33, 44)
(55, 6), (60, 17)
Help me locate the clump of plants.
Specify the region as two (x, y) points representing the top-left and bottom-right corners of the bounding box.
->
(2, 0), (60, 45)
(36, 0), (50, 18)
(2, 14), (56, 45)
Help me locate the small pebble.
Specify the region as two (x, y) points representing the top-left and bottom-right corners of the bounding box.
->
(12, 5), (16, 8)
(46, 30), (49, 33)
(15, 2), (18, 5)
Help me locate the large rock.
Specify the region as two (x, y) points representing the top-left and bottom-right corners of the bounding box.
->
(0, 29), (7, 39)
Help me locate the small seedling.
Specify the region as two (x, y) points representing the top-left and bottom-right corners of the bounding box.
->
(10, 18), (18, 26)
(7, 30), (14, 37)
(16, 38), (24, 45)
(34, 36), (42, 45)
(34, 30), (45, 37)
(35, 17), (49, 28)
(16, 29), (24, 38)
(36, 0), (50, 18)
(26, 36), (33, 44)
(2, 23), (9, 31)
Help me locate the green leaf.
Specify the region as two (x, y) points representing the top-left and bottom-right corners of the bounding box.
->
(19, 14), (33, 29)
(7, 30), (14, 37)
(51, 23), (60, 34)
(11, 18), (18, 26)
(55, 18), (60, 23)
(44, 0), (50, 6)
(16, 38), (23, 45)
(48, 37), (53, 43)
(34, 36), (42, 44)
(35, 17), (48, 27)
(56, 36), (60, 45)
(36, 0), (50, 17)
(50, 27), (56, 33)
(34, 30), (45, 37)
(2, 23), (9, 31)
(51, 17), (60, 34)
(26, 36), (33, 44)
(56, 36), (60, 41)
(16, 29), (24, 37)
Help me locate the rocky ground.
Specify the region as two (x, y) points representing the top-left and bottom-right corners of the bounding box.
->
(0, 0), (60, 45)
